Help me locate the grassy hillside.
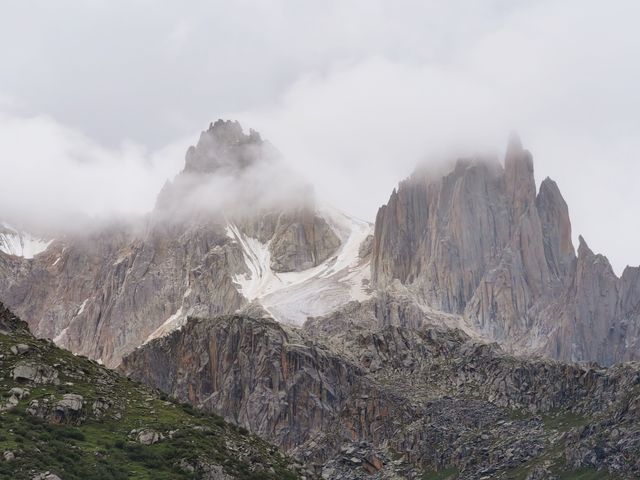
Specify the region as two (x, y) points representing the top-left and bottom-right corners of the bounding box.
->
(0, 303), (306, 480)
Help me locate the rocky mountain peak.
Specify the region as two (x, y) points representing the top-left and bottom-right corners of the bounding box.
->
(578, 235), (594, 257)
(576, 234), (615, 269)
(183, 118), (266, 175)
(536, 176), (575, 278)
(155, 119), (278, 213)
(371, 134), (640, 365)
(504, 132), (536, 218)
(505, 131), (524, 155)
(577, 234), (591, 255)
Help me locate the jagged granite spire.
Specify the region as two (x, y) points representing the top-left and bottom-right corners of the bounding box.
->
(371, 134), (640, 365)
(155, 119), (273, 210)
(183, 119), (265, 174)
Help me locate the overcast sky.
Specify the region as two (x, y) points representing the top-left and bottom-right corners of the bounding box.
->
(0, 0), (639, 273)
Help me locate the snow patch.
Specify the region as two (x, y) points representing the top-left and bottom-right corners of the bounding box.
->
(225, 223), (275, 300)
(227, 206), (373, 325)
(53, 326), (69, 345)
(144, 307), (186, 344)
(76, 298), (89, 316)
(0, 223), (52, 258)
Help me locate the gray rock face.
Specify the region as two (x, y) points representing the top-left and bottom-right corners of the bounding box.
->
(536, 177), (574, 279)
(12, 361), (59, 385)
(0, 219), (247, 367)
(121, 315), (364, 451)
(265, 208), (341, 272)
(121, 309), (640, 478)
(544, 237), (640, 365)
(26, 393), (85, 424)
(32, 473), (62, 480)
(183, 119), (264, 175)
(131, 427), (164, 445)
(371, 136), (640, 366)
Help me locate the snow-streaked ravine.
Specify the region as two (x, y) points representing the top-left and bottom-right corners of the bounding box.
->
(0, 223), (52, 258)
(52, 297), (91, 345)
(226, 206), (373, 325)
(143, 288), (193, 344)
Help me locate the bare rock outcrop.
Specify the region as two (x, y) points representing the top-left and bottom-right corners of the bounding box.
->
(121, 309), (640, 478)
(121, 315), (364, 451)
(0, 219), (247, 367)
(26, 394), (85, 424)
(267, 208), (341, 272)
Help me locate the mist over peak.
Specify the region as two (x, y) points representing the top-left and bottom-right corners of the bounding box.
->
(154, 119), (313, 219)
(183, 119), (266, 175)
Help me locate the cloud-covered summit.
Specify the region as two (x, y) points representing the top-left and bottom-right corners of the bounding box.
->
(0, 1), (639, 272)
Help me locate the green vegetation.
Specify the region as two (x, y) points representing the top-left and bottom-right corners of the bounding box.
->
(556, 468), (619, 480)
(0, 324), (302, 480)
(541, 411), (590, 433)
(422, 467), (459, 480)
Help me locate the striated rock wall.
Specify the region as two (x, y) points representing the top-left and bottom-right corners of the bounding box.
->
(371, 135), (640, 366)
(0, 219), (247, 367)
(121, 315), (366, 450)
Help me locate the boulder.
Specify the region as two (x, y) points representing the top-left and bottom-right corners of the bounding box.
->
(26, 394), (85, 424)
(131, 427), (164, 445)
(10, 343), (30, 355)
(8, 387), (30, 399)
(12, 361), (59, 385)
(32, 473), (62, 480)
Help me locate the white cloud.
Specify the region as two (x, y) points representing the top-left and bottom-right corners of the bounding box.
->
(233, 58), (510, 223)
(0, 112), (191, 227)
(0, 0), (639, 273)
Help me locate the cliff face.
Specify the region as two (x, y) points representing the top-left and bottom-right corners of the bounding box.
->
(0, 220), (247, 367)
(371, 136), (640, 366)
(120, 315), (365, 451)
(550, 237), (640, 365)
(371, 136), (554, 316)
(121, 308), (640, 479)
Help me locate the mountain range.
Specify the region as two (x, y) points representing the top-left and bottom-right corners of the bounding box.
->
(1, 120), (640, 478)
